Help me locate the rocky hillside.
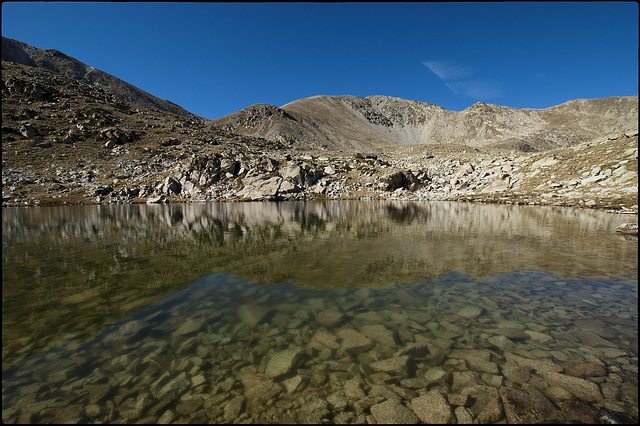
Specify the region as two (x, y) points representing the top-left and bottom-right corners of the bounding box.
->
(212, 94), (638, 152)
(1, 37), (201, 120)
(1, 39), (638, 213)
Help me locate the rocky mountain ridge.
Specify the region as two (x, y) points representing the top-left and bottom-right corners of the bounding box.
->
(213, 94), (638, 153)
(1, 38), (638, 213)
(1, 36), (201, 120)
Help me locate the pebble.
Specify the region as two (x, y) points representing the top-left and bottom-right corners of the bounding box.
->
(2, 267), (637, 424)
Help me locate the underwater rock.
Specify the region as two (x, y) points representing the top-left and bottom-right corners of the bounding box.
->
(264, 348), (303, 378)
(370, 399), (419, 424)
(410, 391), (453, 424)
(315, 310), (345, 329)
(370, 355), (409, 376)
(336, 328), (375, 355)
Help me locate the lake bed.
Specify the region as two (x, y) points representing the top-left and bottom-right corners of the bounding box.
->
(2, 201), (638, 423)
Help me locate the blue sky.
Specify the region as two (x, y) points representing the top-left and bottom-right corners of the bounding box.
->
(2, 2), (638, 119)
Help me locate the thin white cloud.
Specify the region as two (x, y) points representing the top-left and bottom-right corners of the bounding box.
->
(424, 59), (504, 101)
(423, 60), (472, 81)
(446, 80), (503, 100)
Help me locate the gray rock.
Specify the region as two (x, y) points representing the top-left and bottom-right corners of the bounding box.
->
(424, 367), (448, 387)
(279, 164), (307, 186)
(83, 384), (111, 404)
(615, 223), (638, 235)
(400, 378), (431, 389)
(370, 355), (409, 376)
(174, 316), (205, 336)
(454, 406), (474, 423)
(455, 306), (482, 319)
(487, 326), (531, 341)
(220, 158), (239, 175)
(155, 372), (189, 400)
(241, 374), (282, 415)
(361, 324), (396, 347)
(502, 361), (531, 386)
(336, 328), (375, 355)
(468, 387), (503, 424)
(316, 310), (344, 329)
(237, 304), (273, 328)
(410, 391), (453, 424)
(279, 179), (299, 194)
(223, 395), (245, 421)
(482, 178), (509, 193)
(564, 362), (607, 378)
(264, 348), (303, 378)
(19, 124), (37, 138)
(146, 194), (164, 203)
(282, 375), (304, 393)
(309, 329), (341, 351)
(160, 177), (181, 196)
(344, 378), (366, 399)
(505, 353), (563, 374)
(500, 387), (563, 424)
(451, 371), (482, 393)
(297, 397), (330, 423)
(542, 372), (603, 402)
(237, 176), (282, 200)
(370, 399), (420, 424)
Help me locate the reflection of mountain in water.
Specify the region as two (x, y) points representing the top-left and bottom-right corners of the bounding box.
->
(3, 201), (637, 287)
(2, 201), (637, 368)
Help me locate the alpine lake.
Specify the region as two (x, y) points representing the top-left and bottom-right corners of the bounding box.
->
(2, 200), (638, 424)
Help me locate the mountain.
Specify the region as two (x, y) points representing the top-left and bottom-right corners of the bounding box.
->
(212, 94), (638, 152)
(1, 38), (637, 210)
(1, 36), (201, 120)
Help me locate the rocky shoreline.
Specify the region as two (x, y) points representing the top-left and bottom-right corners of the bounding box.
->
(2, 60), (637, 213)
(3, 131), (638, 213)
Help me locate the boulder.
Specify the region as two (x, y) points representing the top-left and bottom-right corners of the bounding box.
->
(482, 178), (509, 193)
(455, 306), (482, 319)
(220, 158), (239, 175)
(316, 310), (344, 329)
(410, 391), (453, 424)
(240, 374), (282, 415)
(19, 124), (38, 138)
(336, 328), (375, 355)
(361, 324), (396, 347)
(370, 399), (419, 424)
(386, 171), (418, 191)
(308, 329), (341, 351)
(542, 372), (603, 402)
(237, 304), (273, 328)
(615, 223), (638, 235)
(264, 348), (303, 378)
(237, 176), (282, 200)
(500, 387), (563, 423)
(370, 355), (409, 376)
(564, 362), (607, 378)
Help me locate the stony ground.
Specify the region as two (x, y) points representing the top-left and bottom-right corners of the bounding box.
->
(2, 60), (638, 214)
(2, 271), (638, 424)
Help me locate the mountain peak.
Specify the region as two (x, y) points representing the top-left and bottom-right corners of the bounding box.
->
(213, 94), (638, 152)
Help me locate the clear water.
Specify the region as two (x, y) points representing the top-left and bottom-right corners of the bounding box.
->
(2, 201), (638, 423)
